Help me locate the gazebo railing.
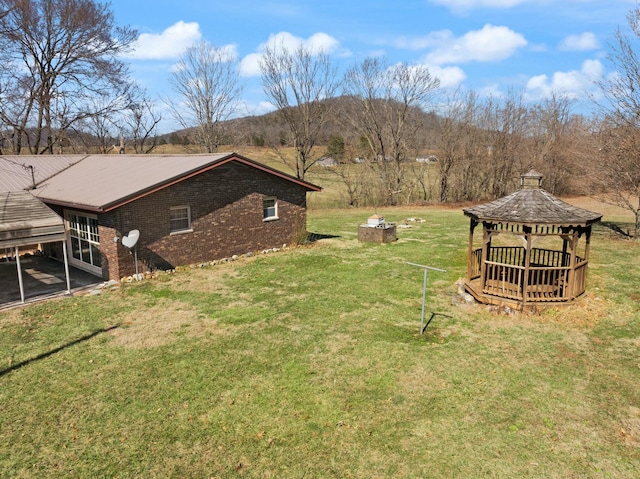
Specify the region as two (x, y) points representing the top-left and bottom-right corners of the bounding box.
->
(470, 247), (587, 302)
(470, 246), (574, 273)
(572, 260), (588, 298)
(487, 246), (571, 267)
(484, 261), (524, 300)
(469, 248), (482, 279)
(488, 246), (526, 266)
(526, 266), (570, 301)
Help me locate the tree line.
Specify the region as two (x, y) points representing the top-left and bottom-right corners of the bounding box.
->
(0, 0), (638, 236)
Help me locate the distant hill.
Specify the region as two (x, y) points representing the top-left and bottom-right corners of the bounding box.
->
(168, 96), (442, 151)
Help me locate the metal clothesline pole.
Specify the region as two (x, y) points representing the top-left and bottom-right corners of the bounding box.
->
(407, 262), (446, 334)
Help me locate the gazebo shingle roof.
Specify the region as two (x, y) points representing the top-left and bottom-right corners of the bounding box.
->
(463, 170), (602, 226)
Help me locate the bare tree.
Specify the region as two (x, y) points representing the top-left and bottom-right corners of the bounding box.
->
(80, 95), (122, 153)
(436, 88), (483, 202)
(124, 89), (162, 154)
(595, 119), (640, 238)
(476, 91), (530, 199)
(328, 161), (365, 207)
(168, 41), (243, 153)
(344, 57), (440, 205)
(528, 94), (577, 195)
(0, 0), (137, 154)
(260, 41), (340, 180)
(594, 5), (640, 237)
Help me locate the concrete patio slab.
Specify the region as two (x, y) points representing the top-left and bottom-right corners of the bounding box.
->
(0, 254), (103, 310)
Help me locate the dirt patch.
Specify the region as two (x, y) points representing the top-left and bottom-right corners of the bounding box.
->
(109, 299), (216, 349)
(621, 407), (640, 448)
(315, 238), (360, 249)
(536, 293), (611, 328)
(464, 292), (610, 330)
(0, 308), (23, 327)
(168, 262), (243, 294)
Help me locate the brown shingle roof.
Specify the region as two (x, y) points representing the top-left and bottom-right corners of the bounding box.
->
(463, 185), (602, 226)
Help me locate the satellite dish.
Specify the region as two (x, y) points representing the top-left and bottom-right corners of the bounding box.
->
(122, 229), (140, 249)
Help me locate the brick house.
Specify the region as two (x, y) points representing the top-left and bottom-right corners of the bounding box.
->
(3, 153), (320, 280)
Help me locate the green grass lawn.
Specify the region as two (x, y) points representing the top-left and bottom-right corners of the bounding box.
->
(1, 206), (639, 478)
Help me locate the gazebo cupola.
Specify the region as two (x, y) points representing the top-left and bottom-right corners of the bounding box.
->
(462, 170), (602, 310)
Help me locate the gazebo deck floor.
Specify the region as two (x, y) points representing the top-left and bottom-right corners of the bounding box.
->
(464, 278), (577, 311)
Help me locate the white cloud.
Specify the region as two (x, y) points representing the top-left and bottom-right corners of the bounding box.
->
(427, 65), (467, 88)
(239, 31), (340, 77)
(128, 21), (202, 60)
(219, 44), (240, 61)
(239, 52), (263, 77)
(558, 32), (600, 51)
(262, 31), (340, 55)
(306, 32), (340, 54)
(423, 24), (527, 64)
(525, 58), (603, 99)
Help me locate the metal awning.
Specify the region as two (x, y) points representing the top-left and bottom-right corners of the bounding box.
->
(0, 191), (70, 303)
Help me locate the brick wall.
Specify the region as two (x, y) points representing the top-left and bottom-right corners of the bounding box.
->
(99, 161), (310, 279)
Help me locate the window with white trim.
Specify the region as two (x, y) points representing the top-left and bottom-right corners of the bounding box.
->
(170, 205), (191, 233)
(263, 197), (278, 221)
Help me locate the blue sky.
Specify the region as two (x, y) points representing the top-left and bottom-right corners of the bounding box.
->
(109, 0), (636, 132)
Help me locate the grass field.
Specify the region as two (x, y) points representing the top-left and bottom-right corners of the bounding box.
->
(1, 202), (639, 478)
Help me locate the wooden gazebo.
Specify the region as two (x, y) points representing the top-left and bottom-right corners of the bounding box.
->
(462, 170), (602, 310)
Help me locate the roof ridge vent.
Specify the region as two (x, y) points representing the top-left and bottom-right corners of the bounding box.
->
(521, 169), (543, 189)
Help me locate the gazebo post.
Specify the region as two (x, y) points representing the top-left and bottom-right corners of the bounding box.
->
(567, 230), (578, 299)
(561, 234), (569, 267)
(467, 219), (476, 281)
(480, 224), (491, 292)
(522, 229), (532, 304)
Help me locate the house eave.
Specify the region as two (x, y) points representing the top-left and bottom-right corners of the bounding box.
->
(36, 152), (322, 214)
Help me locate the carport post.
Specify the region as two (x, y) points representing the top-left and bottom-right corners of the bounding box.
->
(62, 240), (71, 294)
(14, 246), (25, 303)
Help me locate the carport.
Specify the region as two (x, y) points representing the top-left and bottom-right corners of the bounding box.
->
(0, 191), (70, 303)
